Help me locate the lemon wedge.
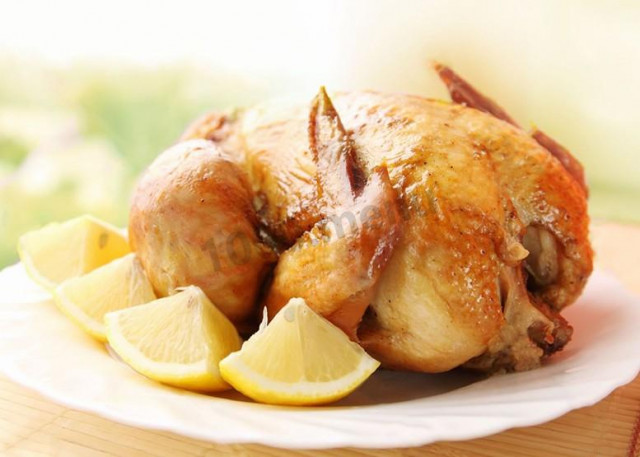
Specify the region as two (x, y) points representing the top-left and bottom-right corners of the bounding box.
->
(219, 298), (380, 405)
(105, 286), (242, 392)
(18, 215), (131, 291)
(53, 253), (156, 342)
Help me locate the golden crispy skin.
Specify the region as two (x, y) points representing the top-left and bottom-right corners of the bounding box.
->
(128, 140), (276, 325)
(431, 63), (591, 312)
(264, 88), (403, 338)
(433, 62), (588, 196)
(149, 87), (592, 373)
(264, 167), (402, 338)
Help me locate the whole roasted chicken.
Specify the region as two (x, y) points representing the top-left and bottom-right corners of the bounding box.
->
(129, 65), (592, 373)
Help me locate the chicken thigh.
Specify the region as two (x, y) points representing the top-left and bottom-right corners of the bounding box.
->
(128, 140), (276, 326)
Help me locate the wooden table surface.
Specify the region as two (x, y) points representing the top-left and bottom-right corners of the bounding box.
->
(1, 221), (639, 457)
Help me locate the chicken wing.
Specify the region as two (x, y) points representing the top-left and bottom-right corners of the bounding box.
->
(263, 88), (402, 338)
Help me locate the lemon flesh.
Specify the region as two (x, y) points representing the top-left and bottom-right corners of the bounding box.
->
(219, 298), (380, 405)
(54, 253), (156, 342)
(105, 286), (242, 392)
(18, 215), (131, 291)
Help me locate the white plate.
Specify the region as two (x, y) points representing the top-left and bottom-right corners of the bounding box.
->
(0, 263), (639, 449)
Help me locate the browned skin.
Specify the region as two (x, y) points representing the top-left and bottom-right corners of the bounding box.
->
(342, 92), (591, 371)
(309, 88), (366, 207)
(432, 62), (588, 195)
(263, 88), (402, 339)
(128, 140), (276, 325)
(133, 80), (593, 373)
(432, 62), (518, 125)
(531, 129), (588, 197)
(432, 62), (592, 313)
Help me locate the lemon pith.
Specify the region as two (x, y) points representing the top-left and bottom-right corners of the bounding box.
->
(105, 286), (242, 392)
(219, 298), (380, 405)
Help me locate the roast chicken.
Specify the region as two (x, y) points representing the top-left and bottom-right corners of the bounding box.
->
(129, 65), (592, 373)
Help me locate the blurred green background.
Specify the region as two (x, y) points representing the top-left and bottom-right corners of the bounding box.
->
(0, 58), (271, 267)
(1, 0), (639, 269)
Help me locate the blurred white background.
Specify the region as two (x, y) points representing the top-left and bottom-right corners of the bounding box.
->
(0, 0), (638, 264)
